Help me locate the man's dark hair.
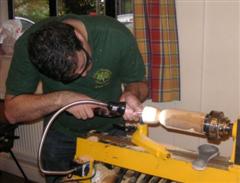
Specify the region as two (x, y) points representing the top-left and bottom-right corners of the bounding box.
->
(28, 21), (83, 82)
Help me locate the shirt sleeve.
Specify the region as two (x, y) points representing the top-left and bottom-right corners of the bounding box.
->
(6, 35), (40, 96)
(119, 31), (146, 84)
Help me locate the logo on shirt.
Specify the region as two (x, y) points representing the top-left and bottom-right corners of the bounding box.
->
(93, 69), (112, 88)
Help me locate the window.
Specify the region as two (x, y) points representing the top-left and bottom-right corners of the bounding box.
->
(57, 0), (105, 16)
(8, 0), (133, 32)
(115, 0), (132, 15)
(13, 0), (49, 22)
(11, 0), (49, 31)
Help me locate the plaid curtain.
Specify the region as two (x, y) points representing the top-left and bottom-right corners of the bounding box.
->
(133, 0), (180, 102)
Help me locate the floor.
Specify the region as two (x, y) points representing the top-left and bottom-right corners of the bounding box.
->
(0, 171), (35, 183)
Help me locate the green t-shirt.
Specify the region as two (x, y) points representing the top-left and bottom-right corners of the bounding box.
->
(6, 14), (145, 137)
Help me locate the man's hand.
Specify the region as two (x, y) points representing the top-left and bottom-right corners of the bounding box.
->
(119, 81), (148, 122)
(120, 91), (143, 122)
(60, 92), (98, 120)
(66, 102), (97, 120)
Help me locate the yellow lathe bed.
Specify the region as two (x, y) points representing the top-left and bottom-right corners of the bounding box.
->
(74, 121), (240, 183)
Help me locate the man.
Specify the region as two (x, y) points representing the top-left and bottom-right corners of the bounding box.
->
(4, 14), (148, 182)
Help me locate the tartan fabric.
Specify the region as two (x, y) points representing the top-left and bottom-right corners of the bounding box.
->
(133, 0), (180, 102)
(133, 0), (150, 78)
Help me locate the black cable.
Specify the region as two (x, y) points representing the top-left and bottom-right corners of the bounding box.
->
(60, 165), (97, 183)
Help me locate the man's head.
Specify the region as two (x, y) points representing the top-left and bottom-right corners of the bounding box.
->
(28, 21), (92, 83)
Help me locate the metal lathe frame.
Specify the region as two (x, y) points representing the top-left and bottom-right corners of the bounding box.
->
(74, 121), (240, 183)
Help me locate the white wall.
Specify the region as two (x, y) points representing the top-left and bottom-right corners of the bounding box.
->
(148, 0), (240, 157)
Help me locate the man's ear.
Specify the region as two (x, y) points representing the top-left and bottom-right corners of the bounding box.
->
(74, 30), (85, 42)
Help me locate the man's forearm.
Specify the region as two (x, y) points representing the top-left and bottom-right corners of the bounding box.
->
(4, 91), (87, 124)
(123, 81), (148, 102)
(5, 92), (64, 123)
